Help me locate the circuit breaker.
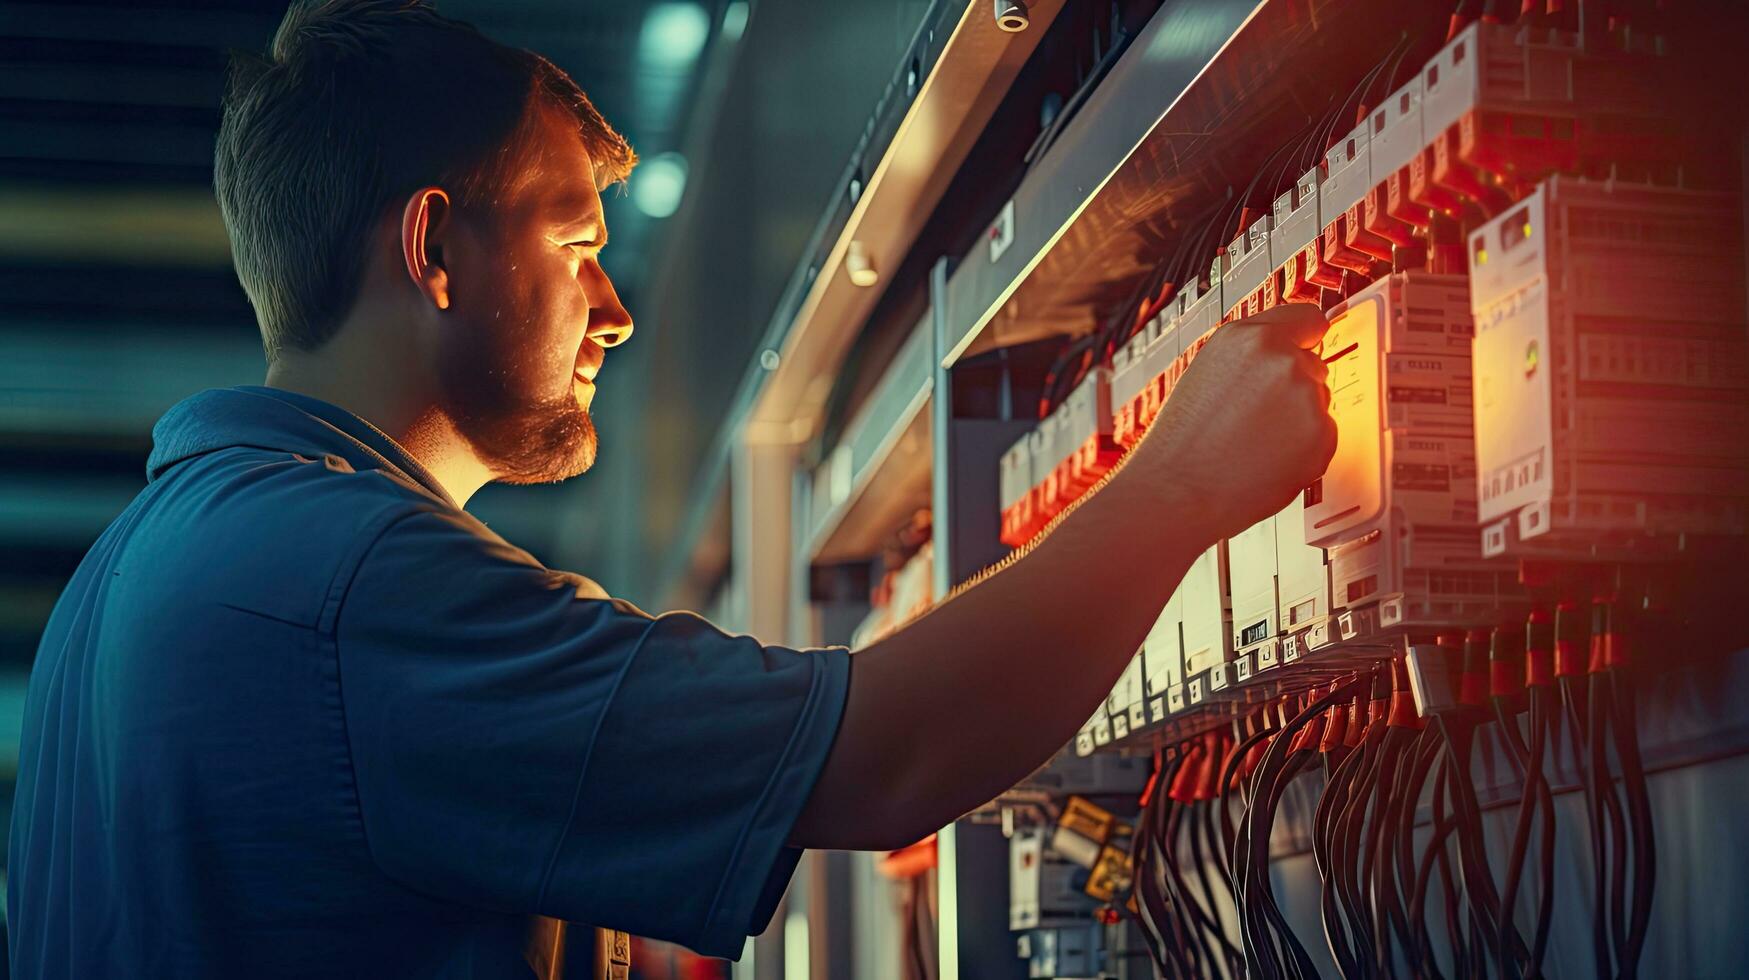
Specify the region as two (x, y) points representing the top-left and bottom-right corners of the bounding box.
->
(1468, 178), (1749, 558)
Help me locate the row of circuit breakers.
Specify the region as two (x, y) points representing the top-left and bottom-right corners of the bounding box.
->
(985, 19), (1747, 758)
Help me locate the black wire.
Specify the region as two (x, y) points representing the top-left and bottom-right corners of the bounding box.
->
(1391, 728), (1446, 978)
(1129, 749), (1169, 973)
(1609, 667), (1655, 980)
(1588, 670), (1631, 971)
(1356, 726), (1396, 972)
(1138, 748), (1196, 979)
(1495, 690), (1557, 980)
(1428, 755), (1469, 979)
(1186, 799), (1241, 980)
(1024, 16), (1134, 169)
(1437, 713), (1531, 973)
(1196, 796), (1244, 980)
(1409, 779), (1463, 980)
(1240, 680), (1369, 978)
(1316, 740), (1367, 977)
(1563, 673), (1614, 976)
(1339, 721), (1387, 977)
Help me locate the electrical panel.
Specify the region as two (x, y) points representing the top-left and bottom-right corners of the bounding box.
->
(718, 2), (1749, 977)
(957, 11), (1746, 980)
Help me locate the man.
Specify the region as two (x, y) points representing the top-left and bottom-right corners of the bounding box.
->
(7, 1), (1334, 977)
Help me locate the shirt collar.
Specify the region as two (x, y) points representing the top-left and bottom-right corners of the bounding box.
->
(146, 386), (457, 509)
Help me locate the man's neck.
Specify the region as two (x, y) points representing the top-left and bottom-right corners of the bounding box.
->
(264, 351), (494, 507)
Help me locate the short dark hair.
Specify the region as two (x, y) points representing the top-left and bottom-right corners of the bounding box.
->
(215, 0), (636, 361)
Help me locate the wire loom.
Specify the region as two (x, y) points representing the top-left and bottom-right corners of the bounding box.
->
(1120, 595), (1685, 980)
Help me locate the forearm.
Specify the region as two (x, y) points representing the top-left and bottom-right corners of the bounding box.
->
(792, 420), (1214, 850)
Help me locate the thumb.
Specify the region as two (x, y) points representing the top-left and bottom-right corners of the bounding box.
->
(1237, 301), (1329, 351)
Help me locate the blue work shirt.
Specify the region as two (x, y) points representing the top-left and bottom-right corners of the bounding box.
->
(9, 386), (850, 978)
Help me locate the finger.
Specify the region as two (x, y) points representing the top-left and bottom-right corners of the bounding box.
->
(1236, 301), (1329, 351)
(1293, 346), (1330, 381)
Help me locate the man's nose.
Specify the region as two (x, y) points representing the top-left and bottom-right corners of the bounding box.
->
(583, 260), (634, 348)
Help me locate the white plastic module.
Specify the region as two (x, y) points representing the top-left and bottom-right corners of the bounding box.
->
(1274, 492), (1330, 634)
(1223, 213), (1275, 312)
(1000, 434), (1032, 517)
(1319, 121), (1373, 230)
(1027, 425), (1052, 498)
(1143, 589), (1182, 723)
(1075, 698), (1109, 757)
(1110, 333), (1149, 421)
(1367, 78), (1426, 181)
(1226, 514), (1278, 651)
(1177, 277), (1224, 359)
(1062, 368), (1112, 451)
(1107, 652), (1147, 740)
(1271, 168), (1323, 266)
(1176, 542), (1232, 678)
(1468, 178), (1749, 557)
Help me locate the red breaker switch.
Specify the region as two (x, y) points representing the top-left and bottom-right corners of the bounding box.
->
(1384, 167), (1433, 230)
(1407, 142), (1469, 219)
(1432, 125), (1512, 217)
(1363, 183), (1420, 250)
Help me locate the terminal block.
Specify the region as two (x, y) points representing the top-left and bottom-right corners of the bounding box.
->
(1109, 329), (1151, 450)
(1002, 368), (1120, 548)
(1469, 178), (1749, 558)
(1224, 213), (1276, 320)
(1176, 542), (1234, 699)
(1056, 368), (1119, 502)
(1366, 77), (1431, 247)
(1321, 121), (1388, 277)
(1143, 588), (1183, 724)
(999, 432), (1039, 548)
(1106, 651), (1147, 742)
(1274, 167), (1329, 304)
(1413, 22), (1693, 220)
(1228, 495), (1331, 676)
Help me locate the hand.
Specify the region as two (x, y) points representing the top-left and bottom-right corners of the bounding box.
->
(1137, 303), (1336, 541)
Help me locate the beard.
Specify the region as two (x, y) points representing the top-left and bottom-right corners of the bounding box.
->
(437, 338), (598, 485)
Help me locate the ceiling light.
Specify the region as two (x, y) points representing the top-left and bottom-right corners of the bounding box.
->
(640, 3), (710, 70)
(631, 153), (688, 219)
(722, 1), (749, 42)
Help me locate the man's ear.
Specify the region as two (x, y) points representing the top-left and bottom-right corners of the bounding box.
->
(400, 187), (452, 311)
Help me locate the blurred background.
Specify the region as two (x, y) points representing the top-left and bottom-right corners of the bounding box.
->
(0, 0), (935, 960)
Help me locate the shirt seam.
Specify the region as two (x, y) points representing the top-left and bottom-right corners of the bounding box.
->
(316, 504), (437, 887)
(531, 612), (661, 911)
(695, 647), (836, 938)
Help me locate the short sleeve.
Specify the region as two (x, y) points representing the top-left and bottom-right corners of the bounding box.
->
(332, 506), (850, 958)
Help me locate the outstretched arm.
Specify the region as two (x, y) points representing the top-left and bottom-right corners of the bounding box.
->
(791, 303), (1336, 851)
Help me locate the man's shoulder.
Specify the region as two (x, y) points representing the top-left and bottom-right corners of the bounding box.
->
(108, 444), (447, 631)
